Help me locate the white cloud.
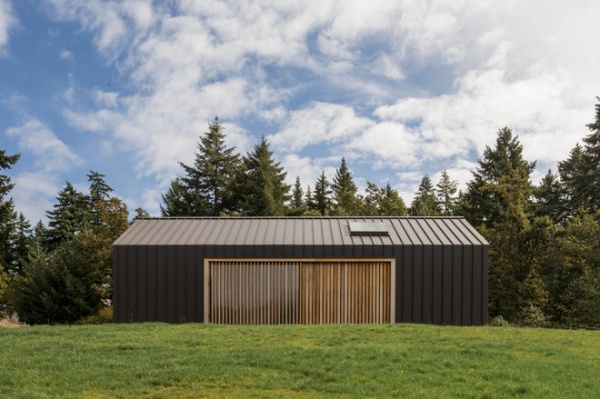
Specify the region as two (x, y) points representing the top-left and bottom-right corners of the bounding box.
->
(6, 119), (83, 173)
(39, 0), (600, 210)
(10, 172), (59, 224)
(0, 0), (16, 53)
(269, 102), (374, 152)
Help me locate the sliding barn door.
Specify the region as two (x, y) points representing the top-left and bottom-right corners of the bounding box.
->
(206, 260), (394, 324)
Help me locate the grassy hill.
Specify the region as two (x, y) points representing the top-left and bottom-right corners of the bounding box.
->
(1, 323), (598, 398)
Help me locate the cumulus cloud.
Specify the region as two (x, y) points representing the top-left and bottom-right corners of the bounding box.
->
(6, 119), (82, 173)
(269, 102), (374, 152)
(36, 0), (600, 213)
(0, 0), (16, 53)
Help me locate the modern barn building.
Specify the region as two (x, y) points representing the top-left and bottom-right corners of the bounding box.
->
(112, 217), (489, 325)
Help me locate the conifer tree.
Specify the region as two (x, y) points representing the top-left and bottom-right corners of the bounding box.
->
(45, 182), (90, 248)
(161, 177), (196, 216)
(558, 98), (600, 215)
(460, 127), (536, 227)
(313, 171), (332, 216)
(236, 137), (290, 216)
(532, 169), (567, 223)
(175, 117), (240, 216)
(331, 158), (362, 216)
(410, 176), (441, 216)
(87, 171), (113, 226)
(481, 167), (548, 324)
(436, 170), (458, 216)
(0, 151), (20, 267)
(363, 182), (407, 216)
(288, 176), (306, 216)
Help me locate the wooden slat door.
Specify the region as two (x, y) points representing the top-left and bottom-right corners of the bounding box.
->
(207, 260), (393, 324)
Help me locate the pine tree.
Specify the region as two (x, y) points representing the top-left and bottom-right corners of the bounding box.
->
(436, 170), (458, 216)
(331, 158), (362, 216)
(10, 238), (101, 324)
(532, 169), (567, 223)
(288, 176), (306, 216)
(175, 116), (240, 216)
(313, 171), (332, 216)
(363, 182), (407, 216)
(410, 176), (441, 216)
(0, 151), (22, 273)
(558, 144), (587, 215)
(460, 127), (536, 227)
(481, 167), (548, 324)
(558, 98), (600, 215)
(236, 137), (290, 216)
(87, 171), (113, 226)
(45, 182), (90, 248)
(161, 177), (196, 216)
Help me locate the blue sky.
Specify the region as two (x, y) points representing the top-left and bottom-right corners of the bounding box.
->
(1, 0), (600, 224)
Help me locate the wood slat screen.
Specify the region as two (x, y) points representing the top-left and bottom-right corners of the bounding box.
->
(208, 260), (393, 324)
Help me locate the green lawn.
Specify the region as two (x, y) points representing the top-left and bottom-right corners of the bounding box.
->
(0, 323), (598, 398)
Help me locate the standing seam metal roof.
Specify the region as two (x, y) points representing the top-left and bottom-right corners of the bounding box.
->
(113, 217), (488, 247)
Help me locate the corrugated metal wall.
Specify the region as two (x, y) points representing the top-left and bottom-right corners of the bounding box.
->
(113, 243), (487, 325)
(113, 217), (488, 326)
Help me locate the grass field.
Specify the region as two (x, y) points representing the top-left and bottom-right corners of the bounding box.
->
(0, 323), (598, 398)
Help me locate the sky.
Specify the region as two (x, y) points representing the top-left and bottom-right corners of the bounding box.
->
(1, 0), (600, 224)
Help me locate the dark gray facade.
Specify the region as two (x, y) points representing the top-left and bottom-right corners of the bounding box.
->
(113, 217), (489, 325)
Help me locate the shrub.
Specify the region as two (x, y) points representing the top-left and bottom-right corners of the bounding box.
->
(76, 307), (113, 325)
(489, 315), (510, 327)
(10, 239), (101, 325)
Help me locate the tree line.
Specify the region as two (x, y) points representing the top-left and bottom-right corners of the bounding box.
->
(161, 117), (459, 218)
(1, 97), (600, 327)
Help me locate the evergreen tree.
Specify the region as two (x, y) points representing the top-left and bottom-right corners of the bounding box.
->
(10, 238), (101, 324)
(288, 176), (306, 216)
(305, 185), (316, 212)
(173, 117), (240, 216)
(363, 182), (408, 216)
(313, 171), (332, 216)
(558, 98), (600, 215)
(87, 171), (113, 226)
(45, 182), (90, 248)
(558, 144), (587, 215)
(460, 127), (536, 228)
(0, 151), (23, 274)
(481, 167), (548, 324)
(410, 176), (441, 216)
(161, 177), (195, 216)
(236, 137), (290, 216)
(436, 170), (458, 216)
(532, 169), (567, 223)
(331, 158), (362, 216)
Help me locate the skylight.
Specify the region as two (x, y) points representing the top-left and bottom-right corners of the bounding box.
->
(349, 222), (389, 235)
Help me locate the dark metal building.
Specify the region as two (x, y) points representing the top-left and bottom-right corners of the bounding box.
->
(113, 217), (489, 325)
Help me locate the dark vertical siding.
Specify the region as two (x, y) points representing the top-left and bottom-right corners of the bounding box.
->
(402, 245), (412, 322)
(452, 246), (463, 325)
(113, 217), (489, 326)
(147, 246), (158, 321)
(138, 247), (148, 322)
(462, 246), (473, 325)
(481, 245), (489, 324)
(185, 246), (196, 322)
(412, 245), (423, 324)
(156, 246), (167, 322)
(431, 245), (443, 325)
(442, 245), (453, 325)
(127, 247), (137, 322)
(471, 245), (483, 325)
(422, 244), (433, 324)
